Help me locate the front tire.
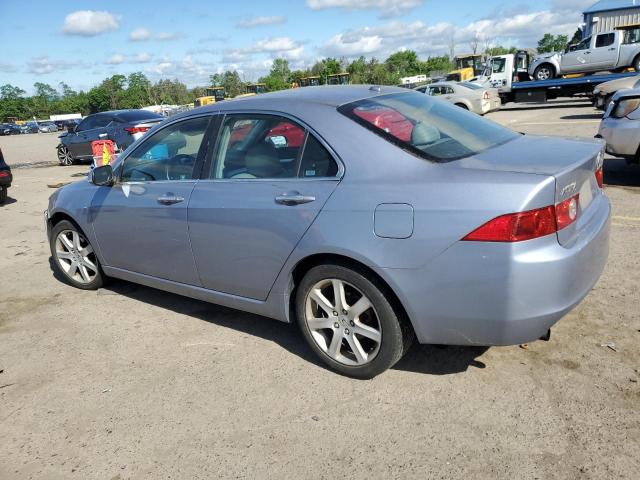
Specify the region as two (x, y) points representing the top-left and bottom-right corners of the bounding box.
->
(633, 56), (640, 73)
(295, 264), (413, 379)
(57, 146), (74, 166)
(50, 220), (104, 290)
(533, 64), (555, 81)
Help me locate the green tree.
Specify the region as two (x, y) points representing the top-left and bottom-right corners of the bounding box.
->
(385, 50), (422, 78)
(259, 58), (291, 91)
(0, 84), (27, 121)
(537, 34), (569, 53)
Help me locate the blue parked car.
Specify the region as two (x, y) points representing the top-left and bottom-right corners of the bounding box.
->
(45, 86), (611, 378)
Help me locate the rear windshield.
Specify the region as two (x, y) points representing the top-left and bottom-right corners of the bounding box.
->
(338, 92), (517, 162)
(114, 110), (163, 122)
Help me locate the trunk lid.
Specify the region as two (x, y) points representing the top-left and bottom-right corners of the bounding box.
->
(448, 134), (605, 246)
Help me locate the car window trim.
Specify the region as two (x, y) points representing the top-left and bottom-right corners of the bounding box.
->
(203, 109), (344, 181)
(115, 113), (215, 185)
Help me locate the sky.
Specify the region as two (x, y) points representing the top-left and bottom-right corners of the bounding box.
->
(0, 0), (596, 94)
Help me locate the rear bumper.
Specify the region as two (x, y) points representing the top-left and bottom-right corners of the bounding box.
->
(384, 194), (611, 346)
(0, 172), (12, 188)
(597, 117), (640, 158)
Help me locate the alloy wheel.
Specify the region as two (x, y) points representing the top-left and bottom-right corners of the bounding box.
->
(57, 146), (73, 166)
(537, 68), (551, 81)
(54, 230), (98, 284)
(304, 278), (382, 366)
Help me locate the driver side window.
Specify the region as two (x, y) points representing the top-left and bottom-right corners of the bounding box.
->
(121, 116), (210, 182)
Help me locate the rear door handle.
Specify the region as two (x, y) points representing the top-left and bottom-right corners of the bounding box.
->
(157, 193), (184, 205)
(275, 192), (315, 206)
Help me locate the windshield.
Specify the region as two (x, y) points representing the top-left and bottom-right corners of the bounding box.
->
(338, 92), (517, 162)
(460, 82), (483, 90)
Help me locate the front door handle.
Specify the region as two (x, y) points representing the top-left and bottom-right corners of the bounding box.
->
(157, 193), (184, 205)
(275, 192), (315, 206)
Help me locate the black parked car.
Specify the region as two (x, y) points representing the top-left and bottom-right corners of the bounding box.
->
(0, 123), (21, 135)
(0, 147), (12, 204)
(57, 110), (163, 166)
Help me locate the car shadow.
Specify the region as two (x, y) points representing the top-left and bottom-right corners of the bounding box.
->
(560, 113), (603, 120)
(394, 344), (488, 375)
(60, 274), (490, 377)
(0, 196), (17, 206)
(604, 157), (640, 187)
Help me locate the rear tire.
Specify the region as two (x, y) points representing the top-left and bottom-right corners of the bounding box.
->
(0, 187), (6, 204)
(533, 64), (555, 81)
(295, 263), (413, 379)
(634, 56), (640, 73)
(57, 146), (74, 166)
(50, 220), (104, 290)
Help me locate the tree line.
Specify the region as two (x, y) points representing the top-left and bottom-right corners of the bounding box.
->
(0, 33), (576, 122)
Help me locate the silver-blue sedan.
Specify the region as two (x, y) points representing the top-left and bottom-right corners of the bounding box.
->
(45, 86), (611, 378)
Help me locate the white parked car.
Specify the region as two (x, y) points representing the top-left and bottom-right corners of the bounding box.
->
(414, 82), (501, 115)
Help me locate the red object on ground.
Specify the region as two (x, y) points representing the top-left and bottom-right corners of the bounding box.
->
(91, 140), (116, 165)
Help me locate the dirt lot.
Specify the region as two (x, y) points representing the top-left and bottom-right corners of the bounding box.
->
(1, 100), (639, 479)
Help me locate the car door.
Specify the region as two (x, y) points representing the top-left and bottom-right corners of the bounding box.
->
(188, 113), (342, 300)
(591, 33), (618, 69)
(77, 114), (113, 158)
(561, 36), (592, 72)
(90, 114), (212, 285)
(66, 115), (95, 158)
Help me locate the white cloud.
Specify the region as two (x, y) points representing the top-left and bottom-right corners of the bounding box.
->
(157, 31), (182, 41)
(320, 8), (584, 60)
(0, 63), (18, 73)
(132, 52), (152, 63)
(62, 10), (120, 36)
(130, 27), (152, 41)
(106, 54), (125, 65)
(306, 0), (423, 17)
(223, 37), (305, 62)
(27, 56), (81, 74)
(130, 27), (182, 41)
(237, 16), (286, 28)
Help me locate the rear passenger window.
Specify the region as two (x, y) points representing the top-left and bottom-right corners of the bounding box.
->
(212, 115), (305, 179)
(300, 135), (338, 178)
(596, 33), (615, 48)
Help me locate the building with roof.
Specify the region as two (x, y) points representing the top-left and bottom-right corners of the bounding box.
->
(583, 0), (640, 37)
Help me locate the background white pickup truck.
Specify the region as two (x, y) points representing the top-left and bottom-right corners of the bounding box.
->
(529, 27), (640, 81)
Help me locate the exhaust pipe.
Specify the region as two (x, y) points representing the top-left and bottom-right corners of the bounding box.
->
(539, 329), (551, 342)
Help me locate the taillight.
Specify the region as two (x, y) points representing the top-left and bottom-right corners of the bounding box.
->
(462, 206), (556, 242)
(0, 171), (9, 178)
(463, 195), (580, 243)
(483, 91), (490, 100)
(555, 194), (579, 230)
(124, 126), (149, 134)
(595, 167), (603, 188)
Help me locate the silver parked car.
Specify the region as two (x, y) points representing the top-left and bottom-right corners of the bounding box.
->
(414, 81), (501, 115)
(45, 86), (610, 378)
(593, 75), (640, 110)
(597, 87), (640, 164)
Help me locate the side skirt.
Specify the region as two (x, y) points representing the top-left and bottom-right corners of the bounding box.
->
(102, 266), (288, 322)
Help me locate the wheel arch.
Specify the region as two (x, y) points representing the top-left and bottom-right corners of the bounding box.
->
(632, 53), (640, 70)
(288, 253), (414, 335)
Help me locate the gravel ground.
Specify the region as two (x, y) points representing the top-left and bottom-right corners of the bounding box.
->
(0, 100), (638, 479)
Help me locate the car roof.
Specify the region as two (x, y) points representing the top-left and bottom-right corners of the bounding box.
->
(204, 85), (411, 112)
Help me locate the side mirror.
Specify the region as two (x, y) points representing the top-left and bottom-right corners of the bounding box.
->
(67, 124), (77, 133)
(89, 164), (114, 187)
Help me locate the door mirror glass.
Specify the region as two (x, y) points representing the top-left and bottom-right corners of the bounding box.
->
(90, 164), (114, 186)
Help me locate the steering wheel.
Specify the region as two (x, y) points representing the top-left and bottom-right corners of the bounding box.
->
(165, 154), (195, 180)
